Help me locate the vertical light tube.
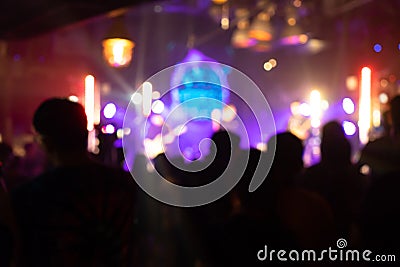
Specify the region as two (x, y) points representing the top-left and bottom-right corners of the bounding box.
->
(85, 75), (95, 131)
(310, 89), (321, 128)
(142, 81), (152, 117)
(221, 3), (230, 30)
(85, 75), (96, 152)
(358, 67), (371, 145)
(94, 83), (101, 126)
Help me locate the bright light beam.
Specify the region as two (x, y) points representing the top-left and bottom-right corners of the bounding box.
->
(310, 89), (322, 128)
(358, 67), (371, 145)
(142, 82), (153, 117)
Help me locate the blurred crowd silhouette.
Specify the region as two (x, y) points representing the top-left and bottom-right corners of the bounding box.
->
(0, 96), (400, 266)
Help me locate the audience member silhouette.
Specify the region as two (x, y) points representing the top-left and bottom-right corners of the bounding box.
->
(301, 121), (367, 240)
(221, 132), (335, 266)
(0, 180), (15, 267)
(11, 98), (136, 267)
(359, 95), (400, 177)
(360, 170), (400, 257)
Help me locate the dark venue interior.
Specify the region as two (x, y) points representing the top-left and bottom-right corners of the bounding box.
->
(1, 0), (400, 266)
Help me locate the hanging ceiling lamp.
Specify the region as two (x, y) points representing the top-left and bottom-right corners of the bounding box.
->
(231, 8), (256, 48)
(280, 5), (308, 45)
(102, 15), (135, 68)
(248, 11), (274, 42)
(212, 0), (228, 5)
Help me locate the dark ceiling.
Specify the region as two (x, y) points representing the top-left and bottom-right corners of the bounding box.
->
(1, 0), (400, 41)
(0, 0), (153, 40)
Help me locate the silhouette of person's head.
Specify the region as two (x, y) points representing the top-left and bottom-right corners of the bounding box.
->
(210, 130), (240, 158)
(0, 142), (12, 165)
(320, 121), (351, 164)
(33, 98), (88, 165)
(390, 95), (400, 135)
(268, 132), (304, 179)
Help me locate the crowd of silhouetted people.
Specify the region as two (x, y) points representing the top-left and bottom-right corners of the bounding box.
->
(1, 96), (400, 266)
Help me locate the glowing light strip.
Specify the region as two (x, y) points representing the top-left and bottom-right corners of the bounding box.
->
(142, 82), (153, 117)
(358, 67), (371, 145)
(310, 89), (321, 128)
(94, 83), (100, 125)
(85, 75), (95, 131)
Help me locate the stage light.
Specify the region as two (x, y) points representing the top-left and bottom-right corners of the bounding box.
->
(373, 44), (382, 53)
(310, 89), (321, 128)
(342, 97), (355, 114)
(221, 17), (229, 30)
(123, 128), (131, 135)
(152, 91), (161, 99)
(380, 79), (388, 88)
(151, 100), (165, 114)
(222, 104), (237, 122)
(268, 58), (277, 67)
(68, 95), (79, 102)
(231, 8), (256, 49)
(211, 109), (222, 131)
(116, 128), (124, 139)
(144, 134), (164, 159)
(379, 92), (388, 104)
(249, 12), (274, 42)
(256, 142), (267, 152)
(281, 25), (308, 45)
(263, 62), (273, 71)
(163, 133), (175, 145)
(102, 124), (115, 134)
(373, 109), (381, 127)
(290, 101), (301, 115)
(346, 76), (358, 91)
(212, 0), (228, 5)
(150, 115), (164, 126)
(299, 102), (311, 117)
(343, 121), (356, 136)
(293, 0), (302, 8)
(173, 125), (188, 136)
(131, 92), (142, 105)
(142, 82), (153, 117)
(102, 15), (135, 68)
(358, 67), (371, 145)
(85, 75), (95, 131)
(321, 100), (329, 110)
(103, 103), (117, 119)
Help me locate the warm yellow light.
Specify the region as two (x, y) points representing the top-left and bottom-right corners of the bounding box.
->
(212, 0), (228, 4)
(346, 75), (358, 91)
(221, 17), (230, 30)
(380, 79), (388, 88)
(263, 62), (273, 71)
(102, 38), (135, 68)
(293, 0), (302, 8)
(290, 101), (301, 115)
(268, 58), (277, 67)
(358, 67), (372, 145)
(249, 12), (273, 41)
(222, 104), (237, 122)
(288, 18), (296, 26)
(379, 92), (389, 104)
(299, 34), (308, 44)
(372, 109), (381, 128)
